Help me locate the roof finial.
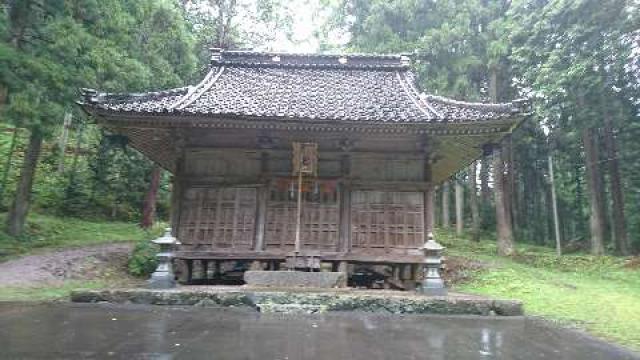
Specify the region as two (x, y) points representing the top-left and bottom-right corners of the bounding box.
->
(210, 47), (224, 63)
(400, 55), (411, 66)
(80, 88), (99, 104)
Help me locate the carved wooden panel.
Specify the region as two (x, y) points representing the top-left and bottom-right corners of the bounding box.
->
(184, 149), (260, 177)
(179, 187), (257, 250)
(351, 191), (424, 250)
(351, 156), (423, 182)
(270, 155), (341, 177)
(265, 179), (339, 252)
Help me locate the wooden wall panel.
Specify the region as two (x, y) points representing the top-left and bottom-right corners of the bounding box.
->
(179, 187), (257, 250)
(265, 180), (339, 252)
(351, 191), (424, 251)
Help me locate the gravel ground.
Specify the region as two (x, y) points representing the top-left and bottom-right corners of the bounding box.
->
(0, 243), (136, 287)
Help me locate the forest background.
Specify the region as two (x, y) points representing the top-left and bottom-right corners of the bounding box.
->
(1, 0), (639, 257)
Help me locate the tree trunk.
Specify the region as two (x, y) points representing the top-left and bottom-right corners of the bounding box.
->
(441, 181), (450, 228)
(480, 158), (490, 202)
(548, 154), (562, 256)
(505, 136), (516, 231)
(603, 115), (629, 255)
(141, 165), (162, 229)
(469, 162), (480, 241)
(489, 66), (514, 255)
(0, 128), (19, 207)
(494, 145), (516, 256)
(57, 112), (72, 174)
(69, 122), (84, 178)
(455, 179), (464, 236)
(582, 127), (606, 255)
(489, 67), (498, 102)
(5, 129), (43, 237)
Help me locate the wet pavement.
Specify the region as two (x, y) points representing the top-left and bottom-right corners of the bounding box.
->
(0, 303), (637, 360)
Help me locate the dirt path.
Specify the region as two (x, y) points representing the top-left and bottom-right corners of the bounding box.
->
(0, 243), (136, 287)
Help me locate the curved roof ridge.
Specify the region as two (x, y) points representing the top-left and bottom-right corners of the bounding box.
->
(421, 94), (530, 114)
(80, 87), (189, 105)
(214, 48), (409, 59)
(172, 67), (226, 110)
(213, 61), (407, 71)
(396, 71), (440, 120)
(211, 49), (412, 71)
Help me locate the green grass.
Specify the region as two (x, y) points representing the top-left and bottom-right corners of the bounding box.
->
(437, 230), (640, 351)
(0, 281), (106, 302)
(0, 212), (159, 260)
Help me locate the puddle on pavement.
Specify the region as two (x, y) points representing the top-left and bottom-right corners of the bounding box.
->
(0, 302), (637, 359)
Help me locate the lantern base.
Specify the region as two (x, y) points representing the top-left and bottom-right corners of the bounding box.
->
(148, 271), (176, 289)
(417, 278), (447, 296)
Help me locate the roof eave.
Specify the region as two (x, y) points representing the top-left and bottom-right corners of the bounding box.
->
(82, 105), (522, 135)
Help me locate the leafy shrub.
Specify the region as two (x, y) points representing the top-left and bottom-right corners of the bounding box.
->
(128, 239), (159, 277)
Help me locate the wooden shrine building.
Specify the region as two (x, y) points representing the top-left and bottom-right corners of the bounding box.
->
(80, 49), (528, 288)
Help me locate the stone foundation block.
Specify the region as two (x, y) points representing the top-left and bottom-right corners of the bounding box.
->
(244, 271), (347, 288)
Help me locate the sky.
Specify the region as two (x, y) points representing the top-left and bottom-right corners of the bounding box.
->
(269, 0), (322, 52)
(184, 0), (351, 53)
(250, 0), (350, 53)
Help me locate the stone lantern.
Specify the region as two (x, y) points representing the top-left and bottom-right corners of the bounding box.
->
(418, 232), (447, 296)
(149, 228), (181, 289)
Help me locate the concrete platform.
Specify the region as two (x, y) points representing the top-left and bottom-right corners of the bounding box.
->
(244, 271), (347, 288)
(70, 286), (523, 316)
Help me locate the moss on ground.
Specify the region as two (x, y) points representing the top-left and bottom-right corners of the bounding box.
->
(0, 281), (106, 301)
(437, 230), (640, 351)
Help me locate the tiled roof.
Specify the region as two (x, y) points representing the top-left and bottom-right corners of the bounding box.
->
(80, 50), (529, 123)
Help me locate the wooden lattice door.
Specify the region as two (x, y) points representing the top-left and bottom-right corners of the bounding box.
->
(265, 180), (339, 252)
(179, 187), (257, 250)
(351, 191), (424, 251)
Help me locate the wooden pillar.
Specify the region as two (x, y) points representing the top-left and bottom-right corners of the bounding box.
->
(412, 263), (423, 281)
(254, 151), (269, 252)
(339, 153), (352, 252)
(170, 131), (186, 238)
(202, 260), (209, 280)
(214, 260), (221, 277)
(338, 261), (348, 273)
(254, 186), (268, 251)
(424, 156), (434, 239)
(186, 260), (193, 283)
(169, 176), (181, 235)
(424, 185), (435, 238)
(455, 179), (464, 236)
(339, 183), (351, 252)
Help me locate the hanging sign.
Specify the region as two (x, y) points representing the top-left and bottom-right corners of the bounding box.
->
(292, 142), (318, 176)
